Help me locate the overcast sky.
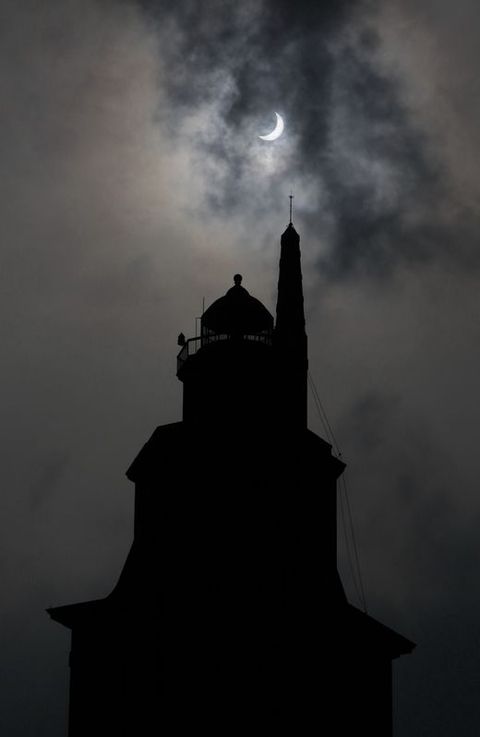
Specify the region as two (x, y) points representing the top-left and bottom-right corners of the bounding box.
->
(1, 1), (480, 734)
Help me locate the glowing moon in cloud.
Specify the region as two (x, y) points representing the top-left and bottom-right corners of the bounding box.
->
(258, 112), (284, 141)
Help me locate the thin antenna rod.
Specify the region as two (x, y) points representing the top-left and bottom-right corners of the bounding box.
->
(289, 192), (294, 224)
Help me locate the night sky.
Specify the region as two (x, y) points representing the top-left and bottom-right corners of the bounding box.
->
(2, 1), (480, 734)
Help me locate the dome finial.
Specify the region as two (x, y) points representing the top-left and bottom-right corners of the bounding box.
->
(233, 274), (243, 286)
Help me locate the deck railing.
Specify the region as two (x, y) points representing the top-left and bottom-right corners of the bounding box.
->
(177, 331), (272, 372)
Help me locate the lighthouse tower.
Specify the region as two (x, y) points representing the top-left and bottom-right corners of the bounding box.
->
(49, 219), (414, 735)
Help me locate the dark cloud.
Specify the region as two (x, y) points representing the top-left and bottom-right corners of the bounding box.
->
(133, 0), (480, 279)
(135, 0), (358, 231)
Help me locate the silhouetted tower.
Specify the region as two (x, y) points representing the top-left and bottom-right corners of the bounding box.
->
(49, 219), (414, 735)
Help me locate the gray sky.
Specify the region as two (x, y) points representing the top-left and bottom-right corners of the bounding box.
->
(1, 1), (479, 734)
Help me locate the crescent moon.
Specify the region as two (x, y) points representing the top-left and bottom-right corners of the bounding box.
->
(258, 112), (284, 141)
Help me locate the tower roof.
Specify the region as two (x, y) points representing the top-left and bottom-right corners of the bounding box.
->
(202, 275), (273, 335)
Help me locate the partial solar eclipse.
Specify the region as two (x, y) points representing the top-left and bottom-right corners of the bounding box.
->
(258, 112), (284, 141)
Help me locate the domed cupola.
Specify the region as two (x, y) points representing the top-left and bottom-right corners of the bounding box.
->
(176, 275), (275, 426)
(201, 275), (273, 340)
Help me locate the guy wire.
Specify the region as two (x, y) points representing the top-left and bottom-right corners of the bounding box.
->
(308, 372), (368, 613)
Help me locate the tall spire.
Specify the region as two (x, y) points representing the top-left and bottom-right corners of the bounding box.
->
(275, 221), (306, 345)
(274, 215), (308, 429)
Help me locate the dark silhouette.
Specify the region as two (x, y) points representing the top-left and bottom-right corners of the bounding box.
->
(48, 221), (414, 735)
